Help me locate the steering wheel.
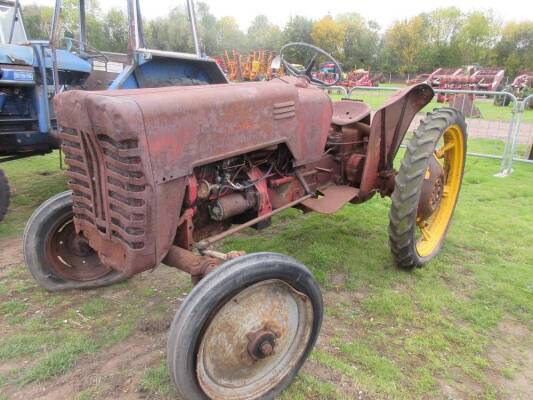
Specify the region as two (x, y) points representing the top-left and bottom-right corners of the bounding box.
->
(59, 37), (109, 63)
(279, 42), (342, 86)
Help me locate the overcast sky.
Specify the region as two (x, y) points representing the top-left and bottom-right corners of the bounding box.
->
(26, 0), (532, 30)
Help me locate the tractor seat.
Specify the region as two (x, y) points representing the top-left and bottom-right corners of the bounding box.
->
(331, 99), (371, 125)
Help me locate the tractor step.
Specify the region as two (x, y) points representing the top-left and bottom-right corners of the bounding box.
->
(302, 185), (359, 214)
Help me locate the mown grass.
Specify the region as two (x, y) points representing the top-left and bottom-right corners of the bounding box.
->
(0, 142), (532, 399)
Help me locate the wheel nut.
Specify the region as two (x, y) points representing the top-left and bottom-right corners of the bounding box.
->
(260, 342), (273, 356)
(247, 329), (277, 360)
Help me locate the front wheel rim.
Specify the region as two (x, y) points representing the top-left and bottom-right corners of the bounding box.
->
(45, 215), (112, 282)
(416, 124), (465, 257)
(196, 279), (314, 400)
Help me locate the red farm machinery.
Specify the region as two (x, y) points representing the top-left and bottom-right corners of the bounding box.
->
(408, 66), (506, 118)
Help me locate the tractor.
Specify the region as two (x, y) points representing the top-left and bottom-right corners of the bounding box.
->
(0, 0), (225, 223)
(23, 17), (467, 400)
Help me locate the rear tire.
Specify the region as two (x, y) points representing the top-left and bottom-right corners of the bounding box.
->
(389, 108), (467, 269)
(23, 191), (128, 292)
(0, 169), (10, 223)
(167, 252), (323, 400)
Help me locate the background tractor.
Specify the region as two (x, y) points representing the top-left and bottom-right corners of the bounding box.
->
(24, 31), (468, 398)
(0, 0), (226, 222)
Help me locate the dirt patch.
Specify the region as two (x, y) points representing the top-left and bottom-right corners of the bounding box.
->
(487, 318), (533, 399)
(7, 332), (167, 400)
(303, 360), (366, 399)
(137, 316), (173, 334)
(0, 237), (23, 270)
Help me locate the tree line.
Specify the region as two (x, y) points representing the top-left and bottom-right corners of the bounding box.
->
(22, 0), (532, 77)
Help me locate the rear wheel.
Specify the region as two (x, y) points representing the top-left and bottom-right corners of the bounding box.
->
(0, 169), (10, 223)
(167, 252), (323, 400)
(23, 191), (127, 291)
(389, 108), (467, 269)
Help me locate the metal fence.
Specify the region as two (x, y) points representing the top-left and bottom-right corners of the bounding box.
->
(320, 85), (533, 176)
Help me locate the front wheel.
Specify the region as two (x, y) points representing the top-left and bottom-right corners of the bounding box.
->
(0, 169), (10, 223)
(389, 108), (467, 269)
(23, 191), (127, 291)
(167, 252), (323, 400)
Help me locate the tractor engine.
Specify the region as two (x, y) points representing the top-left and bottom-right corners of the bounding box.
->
(185, 146), (295, 241)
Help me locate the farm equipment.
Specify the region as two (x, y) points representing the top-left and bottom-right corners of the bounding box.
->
(0, 0), (226, 222)
(407, 66), (507, 117)
(340, 68), (382, 88)
(407, 67), (463, 86)
(494, 71), (533, 108)
(223, 49), (280, 81)
(24, 37), (468, 399)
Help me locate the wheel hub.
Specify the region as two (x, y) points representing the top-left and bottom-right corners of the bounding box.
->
(418, 155), (445, 221)
(196, 279), (313, 400)
(46, 218), (112, 282)
(247, 328), (278, 360)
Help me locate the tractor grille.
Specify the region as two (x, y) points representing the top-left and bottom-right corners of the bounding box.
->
(60, 128), (147, 250)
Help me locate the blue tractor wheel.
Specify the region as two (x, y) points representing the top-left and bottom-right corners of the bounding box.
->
(0, 169), (9, 223)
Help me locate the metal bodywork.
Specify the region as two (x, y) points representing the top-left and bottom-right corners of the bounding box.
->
(55, 77), (433, 277)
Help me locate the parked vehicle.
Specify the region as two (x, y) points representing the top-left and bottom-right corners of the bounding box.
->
(24, 30), (467, 398)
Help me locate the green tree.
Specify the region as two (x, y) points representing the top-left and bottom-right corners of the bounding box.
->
(282, 15), (313, 45)
(145, 6), (194, 53)
(22, 4), (54, 40)
(215, 16), (247, 53)
(494, 21), (533, 76)
(100, 8), (128, 53)
(196, 2), (219, 55)
(247, 15), (282, 50)
(457, 10), (500, 65)
(336, 13), (380, 70)
(425, 7), (463, 68)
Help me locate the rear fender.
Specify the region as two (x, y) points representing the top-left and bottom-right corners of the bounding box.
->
(358, 83), (434, 199)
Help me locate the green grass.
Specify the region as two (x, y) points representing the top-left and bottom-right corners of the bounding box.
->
(0, 146), (532, 398)
(19, 335), (98, 385)
(138, 361), (176, 398)
(221, 153), (533, 398)
(0, 151), (67, 238)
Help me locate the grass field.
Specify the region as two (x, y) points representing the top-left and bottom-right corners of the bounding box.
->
(0, 147), (532, 399)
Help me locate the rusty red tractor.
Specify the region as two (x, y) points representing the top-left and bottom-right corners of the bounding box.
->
(23, 43), (467, 400)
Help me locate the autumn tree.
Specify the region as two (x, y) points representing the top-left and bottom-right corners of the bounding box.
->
(336, 13), (380, 70)
(381, 15), (432, 73)
(311, 16), (344, 58)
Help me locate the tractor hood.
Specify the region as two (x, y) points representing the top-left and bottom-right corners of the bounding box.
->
(54, 77), (333, 276)
(0, 44), (91, 73)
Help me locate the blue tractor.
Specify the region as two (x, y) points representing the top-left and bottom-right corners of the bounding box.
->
(0, 0), (227, 222)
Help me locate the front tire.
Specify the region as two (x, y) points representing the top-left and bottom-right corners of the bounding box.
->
(0, 169), (10, 223)
(389, 108), (467, 269)
(23, 191), (127, 292)
(167, 252), (323, 400)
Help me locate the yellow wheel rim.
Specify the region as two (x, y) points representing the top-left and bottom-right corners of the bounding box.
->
(416, 124), (465, 257)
